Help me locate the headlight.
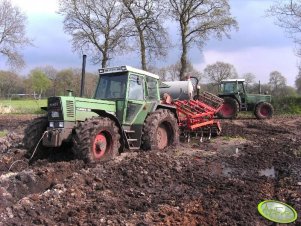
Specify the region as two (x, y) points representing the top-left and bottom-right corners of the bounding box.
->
(49, 122), (54, 128)
(58, 122), (64, 128)
(51, 111), (59, 118)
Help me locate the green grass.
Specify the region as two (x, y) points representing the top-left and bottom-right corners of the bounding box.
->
(0, 130), (8, 137)
(0, 99), (47, 114)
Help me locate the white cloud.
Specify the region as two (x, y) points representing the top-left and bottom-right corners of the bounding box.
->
(11, 0), (59, 14)
(195, 47), (299, 86)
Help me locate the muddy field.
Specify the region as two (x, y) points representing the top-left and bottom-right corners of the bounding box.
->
(0, 114), (300, 225)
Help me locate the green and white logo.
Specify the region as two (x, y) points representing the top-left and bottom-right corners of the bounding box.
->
(258, 200), (298, 224)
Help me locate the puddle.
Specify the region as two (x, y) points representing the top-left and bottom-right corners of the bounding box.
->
(222, 167), (234, 177)
(208, 162), (235, 177)
(218, 145), (241, 156)
(258, 167), (276, 179)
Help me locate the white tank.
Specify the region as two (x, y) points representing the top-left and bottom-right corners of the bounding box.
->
(160, 80), (194, 100)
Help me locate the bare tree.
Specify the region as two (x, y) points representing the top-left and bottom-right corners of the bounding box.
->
(204, 61), (238, 85)
(165, 63), (181, 81)
(269, 71), (287, 96)
(55, 69), (74, 96)
(242, 72), (256, 88)
(148, 66), (169, 81)
(168, 0), (238, 80)
(149, 60), (202, 81)
(165, 61), (202, 81)
(85, 72), (98, 97)
(121, 0), (169, 70)
(0, 0), (31, 69)
(0, 70), (23, 97)
(267, 0), (301, 53)
(58, 0), (127, 68)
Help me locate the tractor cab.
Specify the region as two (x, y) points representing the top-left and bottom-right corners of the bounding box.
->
(95, 66), (161, 126)
(219, 79), (247, 109)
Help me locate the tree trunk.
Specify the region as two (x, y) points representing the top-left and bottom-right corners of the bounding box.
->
(180, 44), (188, 81)
(179, 22), (188, 81)
(101, 52), (108, 68)
(138, 29), (147, 70)
(102, 39), (109, 68)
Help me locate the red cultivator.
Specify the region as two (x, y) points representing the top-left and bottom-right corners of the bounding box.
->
(166, 92), (224, 142)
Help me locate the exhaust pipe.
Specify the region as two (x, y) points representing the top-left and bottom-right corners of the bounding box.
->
(80, 55), (87, 97)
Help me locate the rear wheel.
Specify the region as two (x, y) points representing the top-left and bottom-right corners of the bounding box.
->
(217, 97), (239, 119)
(72, 117), (120, 163)
(23, 116), (48, 158)
(141, 109), (179, 150)
(254, 102), (274, 119)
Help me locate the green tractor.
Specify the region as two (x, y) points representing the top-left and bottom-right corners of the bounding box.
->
(217, 79), (274, 119)
(23, 65), (179, 163)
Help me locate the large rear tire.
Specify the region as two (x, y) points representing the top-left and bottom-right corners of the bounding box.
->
(141, 109), (179, 150)
(23, 116), (48, 158)
(254, 102), (274, 119)
(72, 117), (121, 163)
(217, 97), (239, 119)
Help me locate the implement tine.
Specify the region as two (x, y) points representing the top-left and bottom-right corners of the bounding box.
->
(208, 127), (212, 140)
(200, 129), (204, 143)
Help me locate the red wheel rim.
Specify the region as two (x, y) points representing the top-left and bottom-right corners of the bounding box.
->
(93, 132), (111, 159)
(157, 124), (168, 150)
(260, 105), (270, 117)
(221, 103), (234, 117)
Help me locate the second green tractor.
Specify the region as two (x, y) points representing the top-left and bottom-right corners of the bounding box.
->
(217, 79), (274, 119)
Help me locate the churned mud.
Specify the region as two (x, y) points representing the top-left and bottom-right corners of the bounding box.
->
(0, 114), (300, 225)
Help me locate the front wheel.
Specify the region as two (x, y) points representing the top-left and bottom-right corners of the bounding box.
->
(72, 117), (121, 163)
(254, 102), (274, 119)
(141, 109), (179, 150)
(23, 116), (48, 158)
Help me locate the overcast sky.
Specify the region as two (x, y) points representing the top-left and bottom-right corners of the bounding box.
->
(0, 0), (299, 86)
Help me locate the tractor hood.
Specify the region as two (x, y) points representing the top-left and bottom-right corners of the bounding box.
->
(47, 96), (116, 122)
(246, 94), (272, 104)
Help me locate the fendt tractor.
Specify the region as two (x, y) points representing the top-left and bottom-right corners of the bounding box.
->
(217, 79), (274, 120)
(24, 65), (180, 163)
(24, 58), (223, 163)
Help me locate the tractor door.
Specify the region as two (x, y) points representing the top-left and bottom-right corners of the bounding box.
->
(122, 74), (148, 149)
(237, 82), (247, 110)
(124, 74), (146, 124)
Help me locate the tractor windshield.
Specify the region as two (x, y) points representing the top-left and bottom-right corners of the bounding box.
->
(95, 73), (127, 99)
(222, 82), (235, 93)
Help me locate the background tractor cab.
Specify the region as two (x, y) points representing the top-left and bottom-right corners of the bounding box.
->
(218, 79), (274, 119)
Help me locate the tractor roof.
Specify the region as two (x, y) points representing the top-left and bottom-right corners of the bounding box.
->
(99, 65), (159, 79)
(221, 79), (245, 83)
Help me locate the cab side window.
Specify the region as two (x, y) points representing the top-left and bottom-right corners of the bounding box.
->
(146, 77), (158, 100)
(128, 74), (144, 100)
(238, 83), (244, 93)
